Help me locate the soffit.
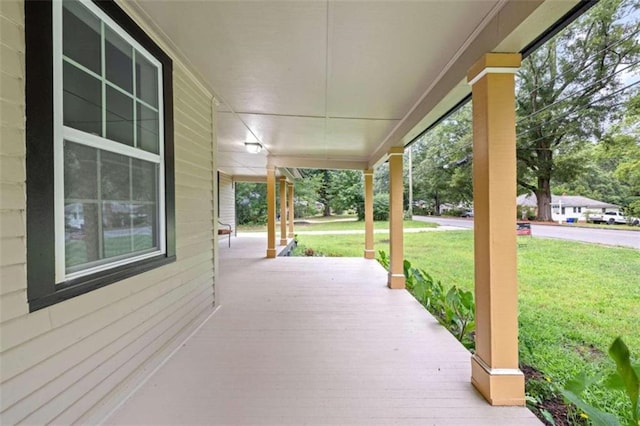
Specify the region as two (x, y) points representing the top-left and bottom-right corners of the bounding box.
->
(135, 0), (579, 176)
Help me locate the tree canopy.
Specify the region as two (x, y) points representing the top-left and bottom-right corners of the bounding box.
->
(516, 0), (640, 220)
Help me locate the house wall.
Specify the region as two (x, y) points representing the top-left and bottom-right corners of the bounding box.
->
(550, 206), (620, 222)
(0, 1), (218, 423)
(218, 172), (236, 232)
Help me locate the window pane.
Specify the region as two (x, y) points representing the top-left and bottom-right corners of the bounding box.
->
(64, 142), (97, 200)
(101, 151), (130, 201)
(63, 0), (101, 74)
(106, 87), (134, 146)
(64, 62), (102, 136)
(103, 201), (133, 258)
(105, 27), (133, 93)
(136, 53), (158, 107)
(137, 102), (159, 154)
(58, 0), (165, 278)
(132, 203), (157, 251)
(132, 159), (157, 201)
(65, 202), (100, 269)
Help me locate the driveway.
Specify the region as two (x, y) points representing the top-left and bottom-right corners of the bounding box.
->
(413, 216), (640, 250)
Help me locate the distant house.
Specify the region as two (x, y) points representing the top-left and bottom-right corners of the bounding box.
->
(516, 194), (620, 222)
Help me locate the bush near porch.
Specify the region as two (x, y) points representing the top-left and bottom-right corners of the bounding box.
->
(292, 229), (640, 424)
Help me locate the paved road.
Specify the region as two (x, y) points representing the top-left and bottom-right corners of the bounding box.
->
(413, 215), (640, 249)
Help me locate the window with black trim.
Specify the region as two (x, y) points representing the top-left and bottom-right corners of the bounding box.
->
(26, 0), (175, 312)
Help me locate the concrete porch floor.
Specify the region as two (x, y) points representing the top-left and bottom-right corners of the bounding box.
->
(106, 234), (539, 425)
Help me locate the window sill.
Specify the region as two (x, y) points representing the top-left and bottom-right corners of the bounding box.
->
(29, 254), (176, 312)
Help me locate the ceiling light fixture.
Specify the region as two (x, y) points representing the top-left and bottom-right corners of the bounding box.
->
(244, 142), (263, 154)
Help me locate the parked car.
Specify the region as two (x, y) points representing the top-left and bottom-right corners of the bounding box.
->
(460, 209), (474, 218)
(588, 211), (639, 225)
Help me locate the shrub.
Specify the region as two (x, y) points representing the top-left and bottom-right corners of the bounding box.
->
(377, 251), (476, 349)
(373, 193), (389, 221)
(443, 208), (466, 217)
(413, 206), (432, 216)
(517, 204), (536, 221)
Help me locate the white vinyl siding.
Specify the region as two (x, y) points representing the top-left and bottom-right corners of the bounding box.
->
(0, 0), (28, 326)
(218, 172), (235, 231)
(0, 2), (217, 423)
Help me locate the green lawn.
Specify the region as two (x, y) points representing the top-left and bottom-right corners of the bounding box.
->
(238, 219), (437, 232)
(293, 230), (640, 419)
(562, 222), (640, 231)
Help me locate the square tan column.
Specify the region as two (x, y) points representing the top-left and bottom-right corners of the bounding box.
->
(468, 52), (524, 406)
(387, 147), (405, 289)
(279, 177), (287, 245)
(266, 166), (277, 258)
(287, 182), (295, 238)
(363, 169), (375, 259)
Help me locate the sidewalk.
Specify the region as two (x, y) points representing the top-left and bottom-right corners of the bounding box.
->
(241, 226), (466, 237)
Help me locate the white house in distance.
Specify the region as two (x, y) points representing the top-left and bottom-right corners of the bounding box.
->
(517, 193), (620, 222)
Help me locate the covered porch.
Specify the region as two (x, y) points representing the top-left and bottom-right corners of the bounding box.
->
(107, 235), (538, 424)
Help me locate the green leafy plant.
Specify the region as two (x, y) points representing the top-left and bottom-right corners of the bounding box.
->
(525, 378), (558, 425)
(376, 250), (389, 269)
(378, 252), (476, 349)
(561, 337), (640, 426)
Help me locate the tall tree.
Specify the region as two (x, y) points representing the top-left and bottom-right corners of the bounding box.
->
(299, 169), (364, 217)
(292, 173), (324, 218)
(516, 0), (640, 220)
(373, 162), (389, 195)
(326, 170), (364, 217)
(235, 182), (267, 225)
(303, 170), (334, 216)
(412, 104), (473, 214)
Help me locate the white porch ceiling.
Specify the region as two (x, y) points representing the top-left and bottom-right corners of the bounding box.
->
(134, 0), (580, 177)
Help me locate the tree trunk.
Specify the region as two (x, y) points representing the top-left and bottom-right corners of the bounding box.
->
(323, 203), (331, 217)
(434, 192), (440, 216)
(536, 179), (553, 221)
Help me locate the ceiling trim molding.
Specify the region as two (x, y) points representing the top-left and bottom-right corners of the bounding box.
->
(270, 156), (368, 171)
(467, 66), (519, 86)
(279, 168), (302, 181)
(232, 175), (267, 183)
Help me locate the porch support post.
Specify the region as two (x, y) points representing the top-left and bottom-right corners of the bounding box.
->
(468, 52), (524, 406)
(266, 166), (277, 258)
(287, 182), (295, 238)
(279, 176), (287, 245)
(363, 169), (375, 259)
(387, 147), (405, 289)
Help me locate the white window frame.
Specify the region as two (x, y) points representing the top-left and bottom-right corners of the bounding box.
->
(53, 0), (166, 283)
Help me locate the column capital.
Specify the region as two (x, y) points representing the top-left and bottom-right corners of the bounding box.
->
(387, 146), (404, 157)
(278, 175), (287, 182)
(363, 169), (374, 176)
(468, 53), (521, 86)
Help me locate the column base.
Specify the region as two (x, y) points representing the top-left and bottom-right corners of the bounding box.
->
(471, 354), (525, 406)
(280, 239), (288, 246)
(266, 248), (277, 258)
(364, 249), (375, 260)
(387, 273), (405, 289)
